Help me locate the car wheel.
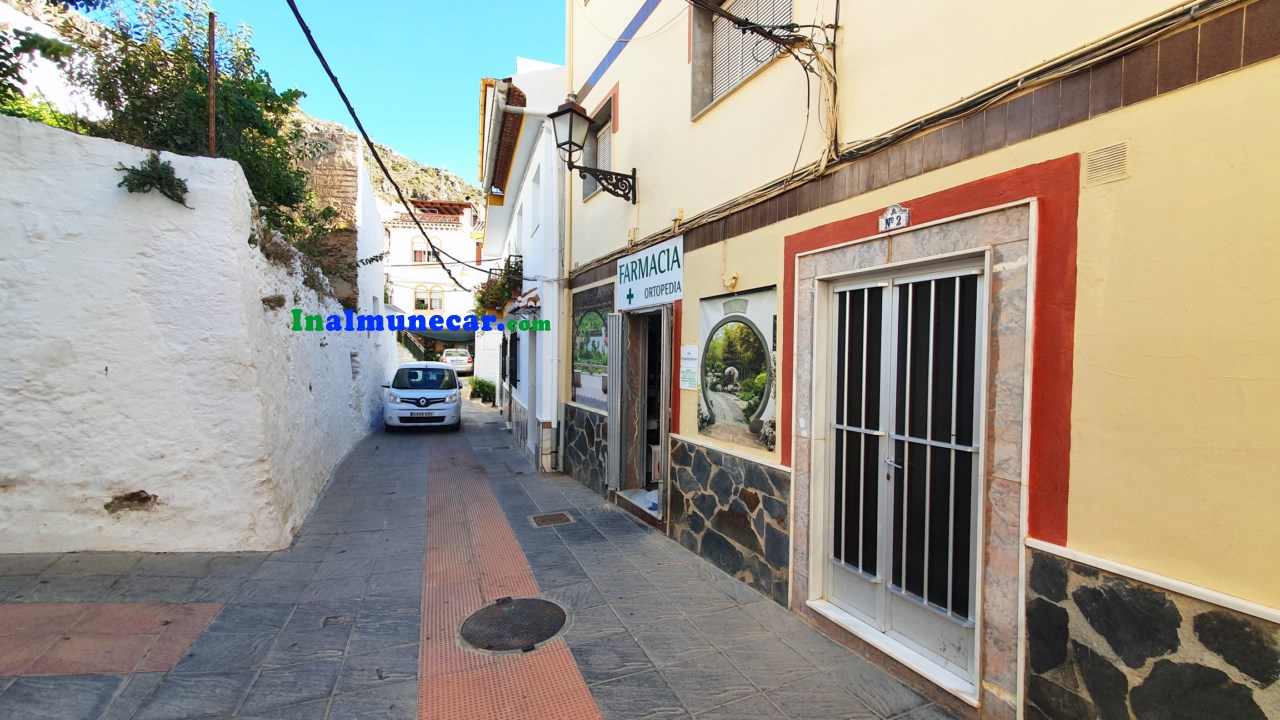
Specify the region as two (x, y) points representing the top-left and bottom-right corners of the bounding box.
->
(384, 422), (397, 434)
(450, 420), (462, 432)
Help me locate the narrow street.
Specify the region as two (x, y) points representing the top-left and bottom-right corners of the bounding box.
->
(0, 400), (954, 720)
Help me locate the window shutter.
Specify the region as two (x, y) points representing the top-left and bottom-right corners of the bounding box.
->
(710, 0), (791, 102)
(597, 125), (612, 173)
(582, 131), (599, 198)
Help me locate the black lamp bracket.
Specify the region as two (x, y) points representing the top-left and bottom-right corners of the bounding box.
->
(569, 163), (637, 204)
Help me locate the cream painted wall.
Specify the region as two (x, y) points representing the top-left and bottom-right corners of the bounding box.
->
(567, 0), (1187, 267)
(677, 59), (1280, 608)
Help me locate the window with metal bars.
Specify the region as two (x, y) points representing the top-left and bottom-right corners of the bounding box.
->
(831, 272), (981, 621)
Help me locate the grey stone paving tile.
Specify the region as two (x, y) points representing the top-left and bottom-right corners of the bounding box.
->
(693, 694), (788, 719)
(524, 546), (579, 568)
(0, 676), (14, 693)
(660, 652), (757, 714)
(132, 671), (255, 720)
(544, 580), (607, 611)
(612, 592), (686, 631)
(633, 618), (719, 667)
(104, 574), (197, 602)
(779, 627), (859, 671)
(313, 556), (373, 576)
(299, 576), (369, 603)
(899, 704), (960, 720)
(569, 632), (654, 685)
(285, 602), (362, 633)
(741, 598), (811, 635)
(662, 587), (739, 618)
(250, 560), (320, 581)
(690, 606), (779, 650)
(325, 543), (381, 561)
(334, 643), (419, 694)
(10, 573), (120, 601)
(173, 630), (278, 673)
(206, 555), (268, 578)
(268, 545), (331, 564)
(713, 577), (767, 606)
(564, 604), (627, 645)
(724, 638), (820, 690)
(232, 578), (307, 605)
(101, 672), (165, 720)
(0, 575), (36, 601)
(347, 616), (421, 655)
(764, 672), (880, 719)
(236, 696), (332, 720)
(825, 657), (930, 718)
(185, 574), (247, 603)
(0, 554), (61, 576)
(586, 670), (691, 720)
(534, 562), (593, 590)
(132, 554), (215, 577)
(264, 625), (354, 667)
(205, 604), (295, 634)
(41, 553), (142, 576)
(0, 674), (127, 720)
(588, 564), (653, 585)
(371, 553), (421, 576)
(239, 658), (343, 715)
(365, 571), (421, 597)
(327, 679), (417, 720)
(359, 595), (420, 618)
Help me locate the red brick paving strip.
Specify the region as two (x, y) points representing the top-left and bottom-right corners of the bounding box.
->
(0, 602), (220, 676)
(420, 432), (602, 720)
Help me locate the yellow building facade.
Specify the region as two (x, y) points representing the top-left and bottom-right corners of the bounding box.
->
(554, 0), (1280, 717)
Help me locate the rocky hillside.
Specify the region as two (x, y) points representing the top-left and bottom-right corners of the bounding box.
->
(365, 141), (482, 204)
(298, 116), (481, 204)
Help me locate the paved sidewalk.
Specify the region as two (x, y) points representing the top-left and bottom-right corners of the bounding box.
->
(462, 403), (957, 720)
(0, 400), (958, 719)
(0, 434), (430, 719)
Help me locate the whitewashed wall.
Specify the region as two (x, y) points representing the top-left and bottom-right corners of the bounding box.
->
(0, 116), (394, 552)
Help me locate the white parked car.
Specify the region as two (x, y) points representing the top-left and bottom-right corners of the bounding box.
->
(383, 362), (461, 431)
(440, 348), (474, 375)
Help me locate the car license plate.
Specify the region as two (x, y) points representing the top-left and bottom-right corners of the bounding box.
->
(409, 411), (439, 417)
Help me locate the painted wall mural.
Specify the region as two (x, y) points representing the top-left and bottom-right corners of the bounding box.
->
(698, 287), (778, 451)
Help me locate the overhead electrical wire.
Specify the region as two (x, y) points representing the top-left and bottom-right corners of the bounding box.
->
(285, 0), (480, 291)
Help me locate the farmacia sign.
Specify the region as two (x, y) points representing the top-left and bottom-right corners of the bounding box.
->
(616, 236), (683, 311)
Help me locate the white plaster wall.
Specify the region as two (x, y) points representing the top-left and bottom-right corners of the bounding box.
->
(0, 115), (386, 552)
(474, 329), (502, 384)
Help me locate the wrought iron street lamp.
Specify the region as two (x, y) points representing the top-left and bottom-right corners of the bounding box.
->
(549, 96), (637, 204)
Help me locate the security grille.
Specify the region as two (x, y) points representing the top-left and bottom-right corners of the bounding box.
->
(832, 269), (982, 622)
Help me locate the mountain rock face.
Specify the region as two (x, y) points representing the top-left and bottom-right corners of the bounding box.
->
(297, 115), (481, 204)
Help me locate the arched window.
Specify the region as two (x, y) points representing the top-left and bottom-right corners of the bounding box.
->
(428, 286), (444, 310)
(414, 286), (429, 310)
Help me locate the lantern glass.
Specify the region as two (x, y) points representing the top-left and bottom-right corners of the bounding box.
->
(549, 101), (591, 163)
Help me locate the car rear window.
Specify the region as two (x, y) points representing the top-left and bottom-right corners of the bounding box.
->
(443, 350), (469, 357)
(392, 368), (458, 390)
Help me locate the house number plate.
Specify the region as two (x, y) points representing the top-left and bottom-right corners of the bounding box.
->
(878, 204), (911, 232)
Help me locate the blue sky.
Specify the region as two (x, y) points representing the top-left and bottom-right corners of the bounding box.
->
(204, 0), (566, 186)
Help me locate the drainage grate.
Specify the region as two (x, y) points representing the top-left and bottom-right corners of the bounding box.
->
(530, 512), (574, 528)
(460, 597), (566, 652)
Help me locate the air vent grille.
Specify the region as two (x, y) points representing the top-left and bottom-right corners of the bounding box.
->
(1084, 142), (1129, 186)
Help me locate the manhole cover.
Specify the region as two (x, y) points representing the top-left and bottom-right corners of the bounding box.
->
(530, 512), (573, 528)
(460, 597), (566, 652)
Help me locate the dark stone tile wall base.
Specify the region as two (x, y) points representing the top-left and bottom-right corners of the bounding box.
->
(669, 437), (791, 606)
(562, 404), (607, 497)
(1025, 548), (1280, 719)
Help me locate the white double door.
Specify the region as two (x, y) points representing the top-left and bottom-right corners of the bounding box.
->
(826, 264), (985, 681)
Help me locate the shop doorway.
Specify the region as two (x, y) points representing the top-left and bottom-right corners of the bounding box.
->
(605, 306), (672, 523)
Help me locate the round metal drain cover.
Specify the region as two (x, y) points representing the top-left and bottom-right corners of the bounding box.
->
(460, 597), (566, 652)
